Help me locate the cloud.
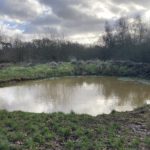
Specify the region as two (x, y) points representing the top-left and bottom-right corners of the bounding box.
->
(0, 0), (43, 21)
(111, 0), (150, 7)
(0, 0), (150, 44)
(29, 0), (106, 36)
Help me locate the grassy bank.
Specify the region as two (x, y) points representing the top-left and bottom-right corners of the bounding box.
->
(0, 60), (150, 86)
(0, 105), (149, 150)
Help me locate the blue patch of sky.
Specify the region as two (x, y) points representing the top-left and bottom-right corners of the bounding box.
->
(0, 19), (29, 32)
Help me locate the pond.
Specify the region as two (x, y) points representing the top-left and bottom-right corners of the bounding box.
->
(0, 76), (150, 116)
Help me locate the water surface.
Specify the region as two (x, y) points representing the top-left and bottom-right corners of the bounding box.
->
(0, 76), (150, 116)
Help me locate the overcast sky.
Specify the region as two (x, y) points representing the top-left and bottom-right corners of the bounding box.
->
(0, 0), (150, 44)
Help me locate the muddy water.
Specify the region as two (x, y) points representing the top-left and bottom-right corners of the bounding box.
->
(0, 76), (150, 116)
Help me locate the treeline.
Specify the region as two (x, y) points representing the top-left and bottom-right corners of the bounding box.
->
(102, 16), (150, 62)
(0, 16), (150, 63)
(0, 37), (101, 63)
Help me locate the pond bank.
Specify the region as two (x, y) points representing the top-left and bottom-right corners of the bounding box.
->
(0, 105), (149, 149)
(0, 60), (150, 86)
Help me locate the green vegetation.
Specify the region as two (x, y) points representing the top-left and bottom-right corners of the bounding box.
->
(0, 62), (75, 84)
(0, 105), (149, 149)
(0, 60), (150, 86)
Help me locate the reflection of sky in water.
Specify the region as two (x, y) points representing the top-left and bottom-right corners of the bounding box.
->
(0, 77), (150, 116)
(146, 100), (150, 104)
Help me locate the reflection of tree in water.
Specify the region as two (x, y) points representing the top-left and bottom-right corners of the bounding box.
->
(8, 77), (150, 111)
(96, 77), (150, 107)
(21, 78), (81, 110)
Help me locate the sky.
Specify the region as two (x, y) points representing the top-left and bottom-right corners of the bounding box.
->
(0, 0), (150, 44)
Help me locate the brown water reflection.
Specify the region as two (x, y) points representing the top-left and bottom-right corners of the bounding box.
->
(0, 76), (150, 115)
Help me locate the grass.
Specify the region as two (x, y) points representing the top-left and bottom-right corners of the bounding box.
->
(0, 63), (75, 82)
(0, 60), (149, 86)
(0, 105), (149, 149)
